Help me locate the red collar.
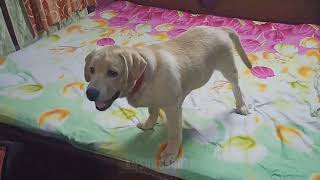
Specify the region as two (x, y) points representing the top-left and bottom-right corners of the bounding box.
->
(129, 73), (144, 97)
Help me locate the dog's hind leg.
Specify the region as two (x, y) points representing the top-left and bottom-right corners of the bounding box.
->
(217, 55), (249, 115)
(137, 107), (159, 130)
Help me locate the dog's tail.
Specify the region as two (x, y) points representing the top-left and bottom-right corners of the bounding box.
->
(223, 27), (252, 69)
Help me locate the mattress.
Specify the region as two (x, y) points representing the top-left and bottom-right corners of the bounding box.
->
(1, 1), (320, 179)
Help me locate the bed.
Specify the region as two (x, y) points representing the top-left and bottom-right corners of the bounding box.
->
(1, 1), (320, 179)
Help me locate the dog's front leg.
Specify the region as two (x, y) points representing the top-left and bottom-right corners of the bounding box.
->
(160, 106), (182, 166)
(137, 107), (159, 130)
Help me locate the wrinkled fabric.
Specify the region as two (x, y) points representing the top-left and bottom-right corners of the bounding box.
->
(0, 1), (320, 179)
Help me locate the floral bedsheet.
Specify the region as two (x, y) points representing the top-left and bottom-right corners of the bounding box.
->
(0, 1), (320, 179)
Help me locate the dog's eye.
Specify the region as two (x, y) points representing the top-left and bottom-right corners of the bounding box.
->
(107, 70), (118, 77)
(89, 67), (95, 74)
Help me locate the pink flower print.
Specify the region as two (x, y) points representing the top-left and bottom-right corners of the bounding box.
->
(168, 28), (187, 37)
(95, 0), (114, 12)
(173, 14), (206, 27)
(161, 11), (180, 22)
(136, 13), (152, 22)
(241, 39), (261, 52)
(122, 6), (141, 18)
(96, 38), (115, 46)
(150, 7), (165, 13)
(224, 18), (241, 30)
(138, 6), (151, 12)
(136, 10), (164, 23)
(292, 24), (314, 36)
(263, 30), (285, 42)
(251, 66), (275, 79)
(273, 23), (294, 31)
(151, 11), (164, 20)
(237, 22), (262, 36)
(206, 16), (225, 27)
(109, 1), (127, 11)
(108, 17), (129, 27)
(272, 23), (294, 35)
(253, 22), (273, 32)
(173, 15), (192, 26)
(190, 15), (207, 26)
(315, 30), (320, 39)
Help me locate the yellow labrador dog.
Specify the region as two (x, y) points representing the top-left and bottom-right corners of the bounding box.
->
(84, 26), (252, 166)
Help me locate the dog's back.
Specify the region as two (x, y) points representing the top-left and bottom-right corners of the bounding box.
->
(149, 26), (236, 93)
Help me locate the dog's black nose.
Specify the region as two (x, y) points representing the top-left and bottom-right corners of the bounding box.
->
(86, 88), (100, 101)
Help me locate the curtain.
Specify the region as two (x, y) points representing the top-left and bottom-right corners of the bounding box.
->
(5, 0), (34, 50)
(0, 7), (15, 57)
(23, 0), (96, 36)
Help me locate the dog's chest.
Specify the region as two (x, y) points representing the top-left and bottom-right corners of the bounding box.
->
(127, 97), (151, 108)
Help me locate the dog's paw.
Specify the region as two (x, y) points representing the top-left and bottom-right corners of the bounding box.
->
(236, 105), (249, 115)
(160, 148), (178, 167)
(137, 122), (154, 130)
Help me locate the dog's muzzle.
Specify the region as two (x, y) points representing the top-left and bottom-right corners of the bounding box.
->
(86, 88), (120, 111)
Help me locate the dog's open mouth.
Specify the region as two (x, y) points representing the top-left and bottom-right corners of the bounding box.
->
(95, 91), (120, 111)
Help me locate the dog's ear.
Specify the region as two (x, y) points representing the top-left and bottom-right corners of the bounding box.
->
(130, 51), (147, 82)
(120, 50), (147, 83)
(84, 50), (95, 82)
(119, 53), (129, 85)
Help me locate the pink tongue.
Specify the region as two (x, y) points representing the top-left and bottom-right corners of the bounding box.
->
(95, 101), (106, 108)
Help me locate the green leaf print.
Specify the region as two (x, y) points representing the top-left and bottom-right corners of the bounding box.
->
(18, 84), (43, 93)
(111, 108), (138, 120)
(290, 81), (309, 93)
(225, 136), (256, 150)
(48, 34), (61, 42)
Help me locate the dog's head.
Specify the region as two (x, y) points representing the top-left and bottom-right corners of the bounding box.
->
(84, 46), (147, 111)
